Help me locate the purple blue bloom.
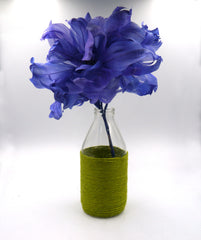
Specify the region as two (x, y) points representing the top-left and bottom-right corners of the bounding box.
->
(30, 7), (162, 119)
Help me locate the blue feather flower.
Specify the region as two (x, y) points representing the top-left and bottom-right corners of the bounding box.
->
(30, 7), (162, 119)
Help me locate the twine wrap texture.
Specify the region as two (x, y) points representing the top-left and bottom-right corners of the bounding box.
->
(80, 146), (128, 218)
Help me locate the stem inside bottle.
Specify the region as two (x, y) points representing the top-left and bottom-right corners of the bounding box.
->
(94, 101), (115, 157)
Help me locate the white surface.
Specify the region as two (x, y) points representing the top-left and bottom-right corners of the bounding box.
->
(0, 141), (200, 240)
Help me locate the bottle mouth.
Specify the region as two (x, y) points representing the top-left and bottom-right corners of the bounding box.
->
(94, 107), (115, 114)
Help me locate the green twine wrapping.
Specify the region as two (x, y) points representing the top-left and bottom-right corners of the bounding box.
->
(80, 146), (128, 218)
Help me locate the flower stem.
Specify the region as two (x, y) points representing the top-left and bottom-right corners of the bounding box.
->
(94, 101), (115, 157)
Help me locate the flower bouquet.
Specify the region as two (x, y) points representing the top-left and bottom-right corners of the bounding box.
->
(30, 7), (162, 218)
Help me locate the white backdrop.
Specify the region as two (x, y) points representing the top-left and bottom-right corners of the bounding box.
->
(0, 0), (201, 239)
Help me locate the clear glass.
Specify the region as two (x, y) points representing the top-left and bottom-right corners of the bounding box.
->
(81, 107), (126, 154)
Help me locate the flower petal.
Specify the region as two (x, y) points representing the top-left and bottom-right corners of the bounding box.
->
(120, 74), (158, 95)
(104, 40), (147, 74)
(99, 77), (120, 103)
(47, 39), (82, 65)
(41, 22), (73, 46)
(73, 77), (93, 89)
(93, 33), (107, 60)
(83, 62), (114, 91)
(141, 24), (162, 52)
(62, 94), (87, 109)
(85, 12), (91, 22)
(124, 55), (162, 75)
(30, 58), (75, 89)
(105, 7), (132, 33)
(49, 101), (62, 120)
(87, 16), (105, 36)
(120, 22), (146, 42)
(82, 30), (94, 61)
(68, 17), (88, 52)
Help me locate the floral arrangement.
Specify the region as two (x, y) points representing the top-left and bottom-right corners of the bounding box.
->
(29, 7), (162, 156)
(29, 7), (162, 120)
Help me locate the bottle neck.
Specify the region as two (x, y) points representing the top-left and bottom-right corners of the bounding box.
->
(94, 107), (115, 120)
(81, 106), (126, 154)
